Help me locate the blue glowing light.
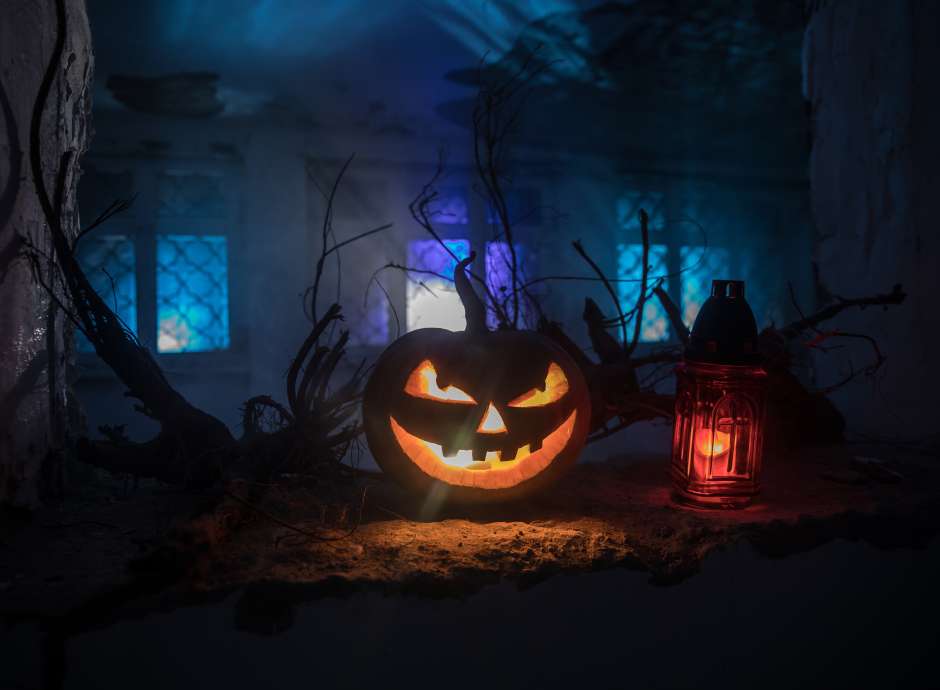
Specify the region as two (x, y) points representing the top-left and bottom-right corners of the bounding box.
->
(485, 241), (530, 328)
(680, 246), (732, 329)
(76, 235), (138, 352)
(425, 0), (597, 86)
(617, 243), (670, 343)
(156, 234), (230, 353)
(406, 239), (470, 332)
(408, 239), (470, 281)
(157, 0), (400, 60)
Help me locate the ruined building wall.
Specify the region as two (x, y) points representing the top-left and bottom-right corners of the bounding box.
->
(804, 0), (940, 440)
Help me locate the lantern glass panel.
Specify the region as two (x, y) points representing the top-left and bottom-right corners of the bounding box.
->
(671, 361), (767, 508)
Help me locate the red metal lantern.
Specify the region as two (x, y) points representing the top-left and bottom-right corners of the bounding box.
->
(671, 280), (767, 508)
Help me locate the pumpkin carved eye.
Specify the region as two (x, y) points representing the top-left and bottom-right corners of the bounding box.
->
(508, 362), (569, 408)
(404, 359), (476, 404)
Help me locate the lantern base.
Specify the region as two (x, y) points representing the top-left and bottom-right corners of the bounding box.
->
(671, 488), (756, 510)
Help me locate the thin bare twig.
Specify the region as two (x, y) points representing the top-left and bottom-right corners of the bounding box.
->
(226, 486), (368, 545)
(572, 239), (628, 346)
(366, 274), (401, 341)
(308, 154), (354, 325)
(72, 197), (135, 252)
(779, 284), (906, 339)
(653, 282), (690, 346)
(626, 209), (651, 356)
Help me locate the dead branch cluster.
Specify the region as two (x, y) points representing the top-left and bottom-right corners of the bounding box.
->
(396, 50), (907, 447)
(23, 8), (909, 510)
(21, 1), (374, 509)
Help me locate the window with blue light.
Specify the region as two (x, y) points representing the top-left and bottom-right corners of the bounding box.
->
(75, 235), (138, 352)
(680, 246), (732, 329)
(156, 234), (230, 353)
(616, 244), (670, 343)
(616, 191), (664, 233)
(405, 239), (470, 332)
(77, 161), (240, 361)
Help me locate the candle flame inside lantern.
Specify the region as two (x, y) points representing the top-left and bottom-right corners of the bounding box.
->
(694, 427), (731, 457)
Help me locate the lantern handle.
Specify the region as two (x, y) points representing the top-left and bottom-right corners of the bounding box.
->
(455, 253), (488, 336)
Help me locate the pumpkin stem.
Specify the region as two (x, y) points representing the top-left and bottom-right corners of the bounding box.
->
(455, 253), (488, 336)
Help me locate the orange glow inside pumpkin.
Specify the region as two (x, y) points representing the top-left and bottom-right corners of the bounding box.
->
(404, 360), (476, 404)
(507, 362), (569, 408)
(694, 427), (731, 457)
(389, 410), (577, 489)
(476, 403), (507, 434)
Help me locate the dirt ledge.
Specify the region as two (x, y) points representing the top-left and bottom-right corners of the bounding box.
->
(2, 444), (938, 631)
(207, 446), (937, 597)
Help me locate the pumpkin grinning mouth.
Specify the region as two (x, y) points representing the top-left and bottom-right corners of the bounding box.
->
(388, 411), (577, 490)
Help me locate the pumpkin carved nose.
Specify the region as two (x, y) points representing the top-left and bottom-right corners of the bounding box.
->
(476, 403), (507, 434)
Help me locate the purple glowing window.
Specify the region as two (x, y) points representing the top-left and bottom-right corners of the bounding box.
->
(406, 239), (471, 332)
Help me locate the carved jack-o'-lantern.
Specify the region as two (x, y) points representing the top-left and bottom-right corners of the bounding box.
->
(363, 255), (590, 502)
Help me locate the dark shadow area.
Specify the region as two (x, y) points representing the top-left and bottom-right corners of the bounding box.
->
(4, 538), (938, 689)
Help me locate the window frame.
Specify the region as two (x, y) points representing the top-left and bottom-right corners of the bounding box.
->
(303, 157), (548, 354)
(614, 189), (739, 348)
(76, 155), (247, 376)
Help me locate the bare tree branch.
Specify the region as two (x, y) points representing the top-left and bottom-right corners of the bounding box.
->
(779, 284), (906, 340)
(572, 239), (628, 346)
(654, 283), (690, 346)
(626, 209), (651, 355)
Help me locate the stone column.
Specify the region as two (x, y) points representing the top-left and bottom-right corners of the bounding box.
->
(0, 0), (93, 506)
(804, 1), (940, 439)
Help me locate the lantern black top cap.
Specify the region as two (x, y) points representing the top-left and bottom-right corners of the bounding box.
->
(685, 279), (760, 365)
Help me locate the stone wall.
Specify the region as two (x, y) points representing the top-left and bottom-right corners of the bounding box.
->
(0, 0), (93, 505)
(804, 0), (940, 440)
